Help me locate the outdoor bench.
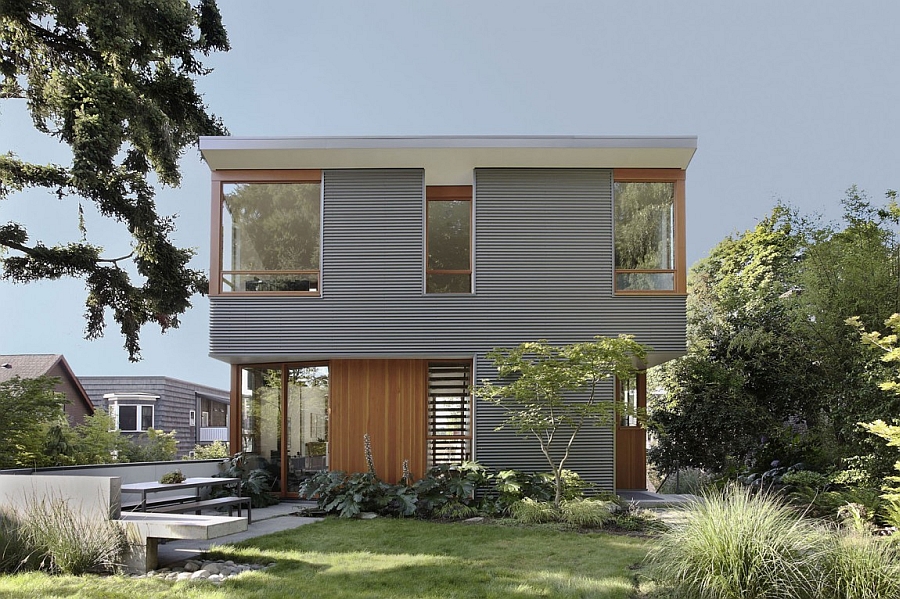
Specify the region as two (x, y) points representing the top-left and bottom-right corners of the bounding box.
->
(121, 494), (198, 511)
(149, 495), (252, 523)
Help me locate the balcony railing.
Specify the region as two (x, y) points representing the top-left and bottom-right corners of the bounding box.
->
(199, 426), (229, 442)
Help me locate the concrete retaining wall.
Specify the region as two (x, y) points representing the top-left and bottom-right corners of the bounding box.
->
(0, 460), (222, 485)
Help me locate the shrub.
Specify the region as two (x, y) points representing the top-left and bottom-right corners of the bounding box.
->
(881, 498), (900, 528)
(216, 452), (279, 508)
(559, 498), (613, 528)
(788, 483), (882, 522)
(300, 470), (394, 518)
(412, 462), (491, 518)
(491, 469), (586, 515)
(781, 469), (829, 489)
(510, 498), (559, 524)
(813, 531), (900, 599)
(20, 497), (125, 575)
(186, 440), (230, 460)
(301, 464), (493, 519)
(646, 485), (818, 599)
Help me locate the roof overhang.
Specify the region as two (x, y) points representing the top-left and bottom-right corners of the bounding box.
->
(199, 135), (697, 185)
(103, 393), (159, 402)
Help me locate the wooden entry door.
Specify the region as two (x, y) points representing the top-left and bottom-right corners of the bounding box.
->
(615, 373), (647, 490)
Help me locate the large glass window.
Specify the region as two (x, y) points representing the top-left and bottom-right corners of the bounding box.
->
(614, 181), (675, 291)
(221, 181), (321, 293)
(240, 364), (329, 495)
(426, 186), (472, 293)
(427, 362), (472, 467)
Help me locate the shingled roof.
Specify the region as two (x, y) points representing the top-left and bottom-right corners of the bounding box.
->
(0, 354), (66, 383)
(0, 354), (95, 420)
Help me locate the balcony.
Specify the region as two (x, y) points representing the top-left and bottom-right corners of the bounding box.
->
(199, 426), (229, 442)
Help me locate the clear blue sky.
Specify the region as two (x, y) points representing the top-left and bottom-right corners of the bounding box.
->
(2, 1), (898, 389)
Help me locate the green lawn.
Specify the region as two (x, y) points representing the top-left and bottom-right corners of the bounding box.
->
(0, 518), (650, 598)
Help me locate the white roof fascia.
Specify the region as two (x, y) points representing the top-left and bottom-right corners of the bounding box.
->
(103, 393), (159, 403)
(199, 135), (697, 186)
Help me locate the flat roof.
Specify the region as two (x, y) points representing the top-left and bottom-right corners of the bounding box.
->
(199, 135), (697, 185)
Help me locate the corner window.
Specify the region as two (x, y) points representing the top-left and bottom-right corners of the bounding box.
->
(427, 362), (472, 467)
(215, 171), (322, 294)
(426, 186), (472, 293)
(116, 405), (154, 432)
(613, 170), (685, 294)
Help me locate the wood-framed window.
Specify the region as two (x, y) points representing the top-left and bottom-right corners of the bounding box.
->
(427, 362), (473, 467)
(613, 169), (686, 294)
(426, 185), (472, 294)
(211, 170), (323, 296)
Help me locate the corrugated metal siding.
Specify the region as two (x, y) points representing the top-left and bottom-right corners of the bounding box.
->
(210, 168), (687, 489)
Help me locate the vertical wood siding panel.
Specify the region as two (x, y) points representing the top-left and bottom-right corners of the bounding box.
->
(328, 359), (427, 482)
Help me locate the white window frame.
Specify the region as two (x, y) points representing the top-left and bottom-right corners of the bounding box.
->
(115, 404), (154, 432)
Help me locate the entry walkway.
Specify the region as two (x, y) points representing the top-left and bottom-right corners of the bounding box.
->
(616, 490), (697, 508)
(156, 501), (322, 567)
(617, 490), (698, 527)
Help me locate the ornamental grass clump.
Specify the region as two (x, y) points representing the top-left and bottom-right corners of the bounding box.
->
(0, 508), (28, 574)
(645, 485), (818, 599)
(21, 497), (125, 575)
(812, 530), (900, 599)
(559, 498), (614, 528)
(510, 498), (559, 524)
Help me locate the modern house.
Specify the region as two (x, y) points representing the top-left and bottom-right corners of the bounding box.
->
(0, 354), (94, 425)
(199, 135), (695, 496)
(79, 376), (230, 458)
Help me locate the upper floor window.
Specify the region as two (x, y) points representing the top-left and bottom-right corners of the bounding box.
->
(426, 186), (472, 293)
(214, 170), (322, 295)
(613, 169), (686, 294)
(116, 404), (154, 432)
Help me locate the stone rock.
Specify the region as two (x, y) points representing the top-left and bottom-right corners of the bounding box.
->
(359, 512), (377, 519)
(143, 558), (275, 584)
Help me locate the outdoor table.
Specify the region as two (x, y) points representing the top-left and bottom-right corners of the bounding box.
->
(121, 477), (241, 511)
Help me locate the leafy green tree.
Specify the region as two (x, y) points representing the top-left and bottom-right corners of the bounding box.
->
(0, 375), (67, 468)
(474, 335), (647, 506)
(850, 312), (900, 502)
(650, 206), (818, 474)
(651, 191), (900, 476)
(68, 409), (126, 464)
(0, 0), (229, 360)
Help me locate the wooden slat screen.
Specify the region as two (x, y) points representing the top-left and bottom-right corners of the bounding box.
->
(427, 362), (472, 467)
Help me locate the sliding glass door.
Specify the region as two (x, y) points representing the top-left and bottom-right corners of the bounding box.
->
(239, 363), (329, 496)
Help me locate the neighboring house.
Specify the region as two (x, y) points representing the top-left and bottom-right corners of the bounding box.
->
(0, 354), (94, 425)
(199, 135), (696, 495)
(79, 376), (230, 459)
